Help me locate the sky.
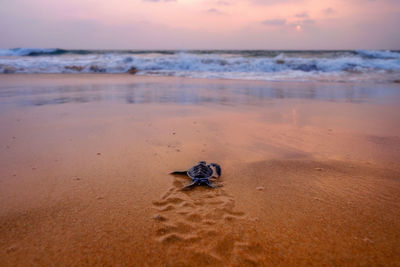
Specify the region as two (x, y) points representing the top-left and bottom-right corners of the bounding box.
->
(0, 0), (399, 50)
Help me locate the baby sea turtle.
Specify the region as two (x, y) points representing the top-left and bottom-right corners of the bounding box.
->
(170, 161), (222, 190)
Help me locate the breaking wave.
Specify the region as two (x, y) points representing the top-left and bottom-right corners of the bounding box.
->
(355, 50), (400, 59)
(1, 48), (400, 82)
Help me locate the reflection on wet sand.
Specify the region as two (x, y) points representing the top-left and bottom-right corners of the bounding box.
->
(1, 75), (399, 108)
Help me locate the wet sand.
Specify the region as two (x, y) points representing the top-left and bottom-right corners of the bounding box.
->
(1, 74), (400, 266)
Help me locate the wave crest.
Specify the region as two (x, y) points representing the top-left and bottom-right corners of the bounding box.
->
(355, 50), (400, 59)
(1, 49), (400, 82)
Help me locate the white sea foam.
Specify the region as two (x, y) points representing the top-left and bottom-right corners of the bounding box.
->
(0, 48), (63, 56)
(1, 49), (400, 82)
(355, 50), (400, 59)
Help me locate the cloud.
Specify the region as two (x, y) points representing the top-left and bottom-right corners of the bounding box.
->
(323, 7), (335, 15)
(206, 8), (224, 15)
(287, 18), (315, 28)
(302, 19), (315, 25)
(295, 12), (309, 18)
(262, 19), (287, 26)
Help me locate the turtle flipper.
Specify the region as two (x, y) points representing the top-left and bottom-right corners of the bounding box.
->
(170, 171), (187, 175)
(181, 181), (197, 190)
(209, 163), (222, 177)
(205, 180), (222, 188)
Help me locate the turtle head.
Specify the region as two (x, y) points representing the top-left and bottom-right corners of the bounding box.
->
(209, 163), (221, 178)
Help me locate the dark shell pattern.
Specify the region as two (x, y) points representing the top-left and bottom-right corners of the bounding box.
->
(187, 161), (213, 179)
(171, 161), (221, 190)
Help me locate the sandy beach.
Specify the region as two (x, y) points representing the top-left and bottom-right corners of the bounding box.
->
(1, 74), (400, 266)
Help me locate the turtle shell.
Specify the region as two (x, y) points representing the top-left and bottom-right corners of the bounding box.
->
(187, 163), (213, 180)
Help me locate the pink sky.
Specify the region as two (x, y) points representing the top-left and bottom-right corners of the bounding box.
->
(1, 0), (399, 49)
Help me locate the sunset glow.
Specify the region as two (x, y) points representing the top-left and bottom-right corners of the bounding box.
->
(1, 0), (399, 49)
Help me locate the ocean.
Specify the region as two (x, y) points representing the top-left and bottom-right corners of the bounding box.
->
(1, 48), (400, 82)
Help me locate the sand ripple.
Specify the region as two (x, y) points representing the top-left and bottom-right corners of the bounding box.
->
(152, 174), (265, 266)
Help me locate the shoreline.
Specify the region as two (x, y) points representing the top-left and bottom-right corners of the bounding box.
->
(1, 73), (400, 85)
